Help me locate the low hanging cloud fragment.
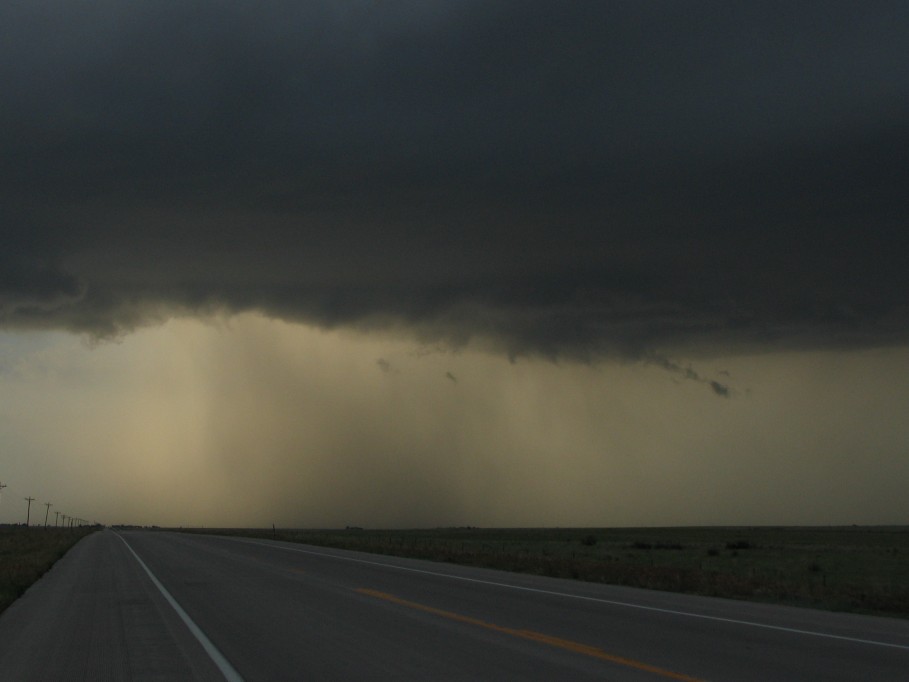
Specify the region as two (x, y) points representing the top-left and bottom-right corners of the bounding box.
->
(645, 353), (733, 397)
(709, 381), (731, 398)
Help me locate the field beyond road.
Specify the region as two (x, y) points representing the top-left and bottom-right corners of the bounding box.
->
(181, 526), (909, 619)
(0, 526), (98, 615)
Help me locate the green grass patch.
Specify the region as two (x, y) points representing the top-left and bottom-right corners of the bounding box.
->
(181, 525), (909, 619)
(0, 526), (98, 614)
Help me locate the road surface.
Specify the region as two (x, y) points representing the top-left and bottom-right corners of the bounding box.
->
(0, 529), (907, 680)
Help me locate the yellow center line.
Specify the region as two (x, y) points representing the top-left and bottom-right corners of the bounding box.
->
(355, 588), (703, 681)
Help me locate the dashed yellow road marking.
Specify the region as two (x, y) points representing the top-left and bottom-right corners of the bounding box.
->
(356, 588), (703, 681)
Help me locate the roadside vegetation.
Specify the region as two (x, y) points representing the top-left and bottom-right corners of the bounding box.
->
(183, 525), (909, 619)
(0, 526), (98, 614)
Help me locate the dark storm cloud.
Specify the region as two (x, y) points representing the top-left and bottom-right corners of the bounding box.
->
(3, 1), (909, 357)
(0, 218), (85, 319)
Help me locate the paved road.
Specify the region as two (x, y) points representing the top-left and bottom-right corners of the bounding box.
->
(1, 530), (908, 680)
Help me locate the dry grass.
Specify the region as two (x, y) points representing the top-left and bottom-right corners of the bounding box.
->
(183, 525), (909, 619)
(0, 526), (98, 614)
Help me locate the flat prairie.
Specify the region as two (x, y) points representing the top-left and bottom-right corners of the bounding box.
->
(184, 525), (909, 619)
(0, 526), (98, 614)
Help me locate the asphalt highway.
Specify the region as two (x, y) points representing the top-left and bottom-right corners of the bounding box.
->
(1, 529), (907, 680)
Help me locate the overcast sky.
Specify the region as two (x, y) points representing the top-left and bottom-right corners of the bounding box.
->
(2, 2), (908, 527)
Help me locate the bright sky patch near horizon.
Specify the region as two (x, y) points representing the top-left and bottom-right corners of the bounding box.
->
(2, 2), (908, 527)
(2, 315), (908, 527)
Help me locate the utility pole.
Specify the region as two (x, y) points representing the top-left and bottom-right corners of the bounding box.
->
(60, 513), (66, 529)
(0, 481), (7, 500)
(44, 502), (52, 528)
(24, 497), (35, 526)
(55, 510), (61, 527)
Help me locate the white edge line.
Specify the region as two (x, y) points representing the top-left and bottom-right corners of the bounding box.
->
(231, 535), (909, 652)
(115, 533), (245, 682)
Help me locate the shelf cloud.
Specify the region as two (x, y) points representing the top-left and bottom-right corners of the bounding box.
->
(3, 1), (907, 361)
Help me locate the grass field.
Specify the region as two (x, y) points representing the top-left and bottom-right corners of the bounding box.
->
(0, 526), (98, 615)
(183, 525), (909, 619)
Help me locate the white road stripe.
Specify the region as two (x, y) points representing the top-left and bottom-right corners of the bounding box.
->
(116, 533), (245, 682)
(233, 536), (909, 652)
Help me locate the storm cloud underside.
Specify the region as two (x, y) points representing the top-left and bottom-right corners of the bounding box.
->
(3, 1), (908, 358)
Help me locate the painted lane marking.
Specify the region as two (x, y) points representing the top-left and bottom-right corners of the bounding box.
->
(233, 537), (909, 651)
(116, 534), (245, 682)
(357, 588), (702, 681)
